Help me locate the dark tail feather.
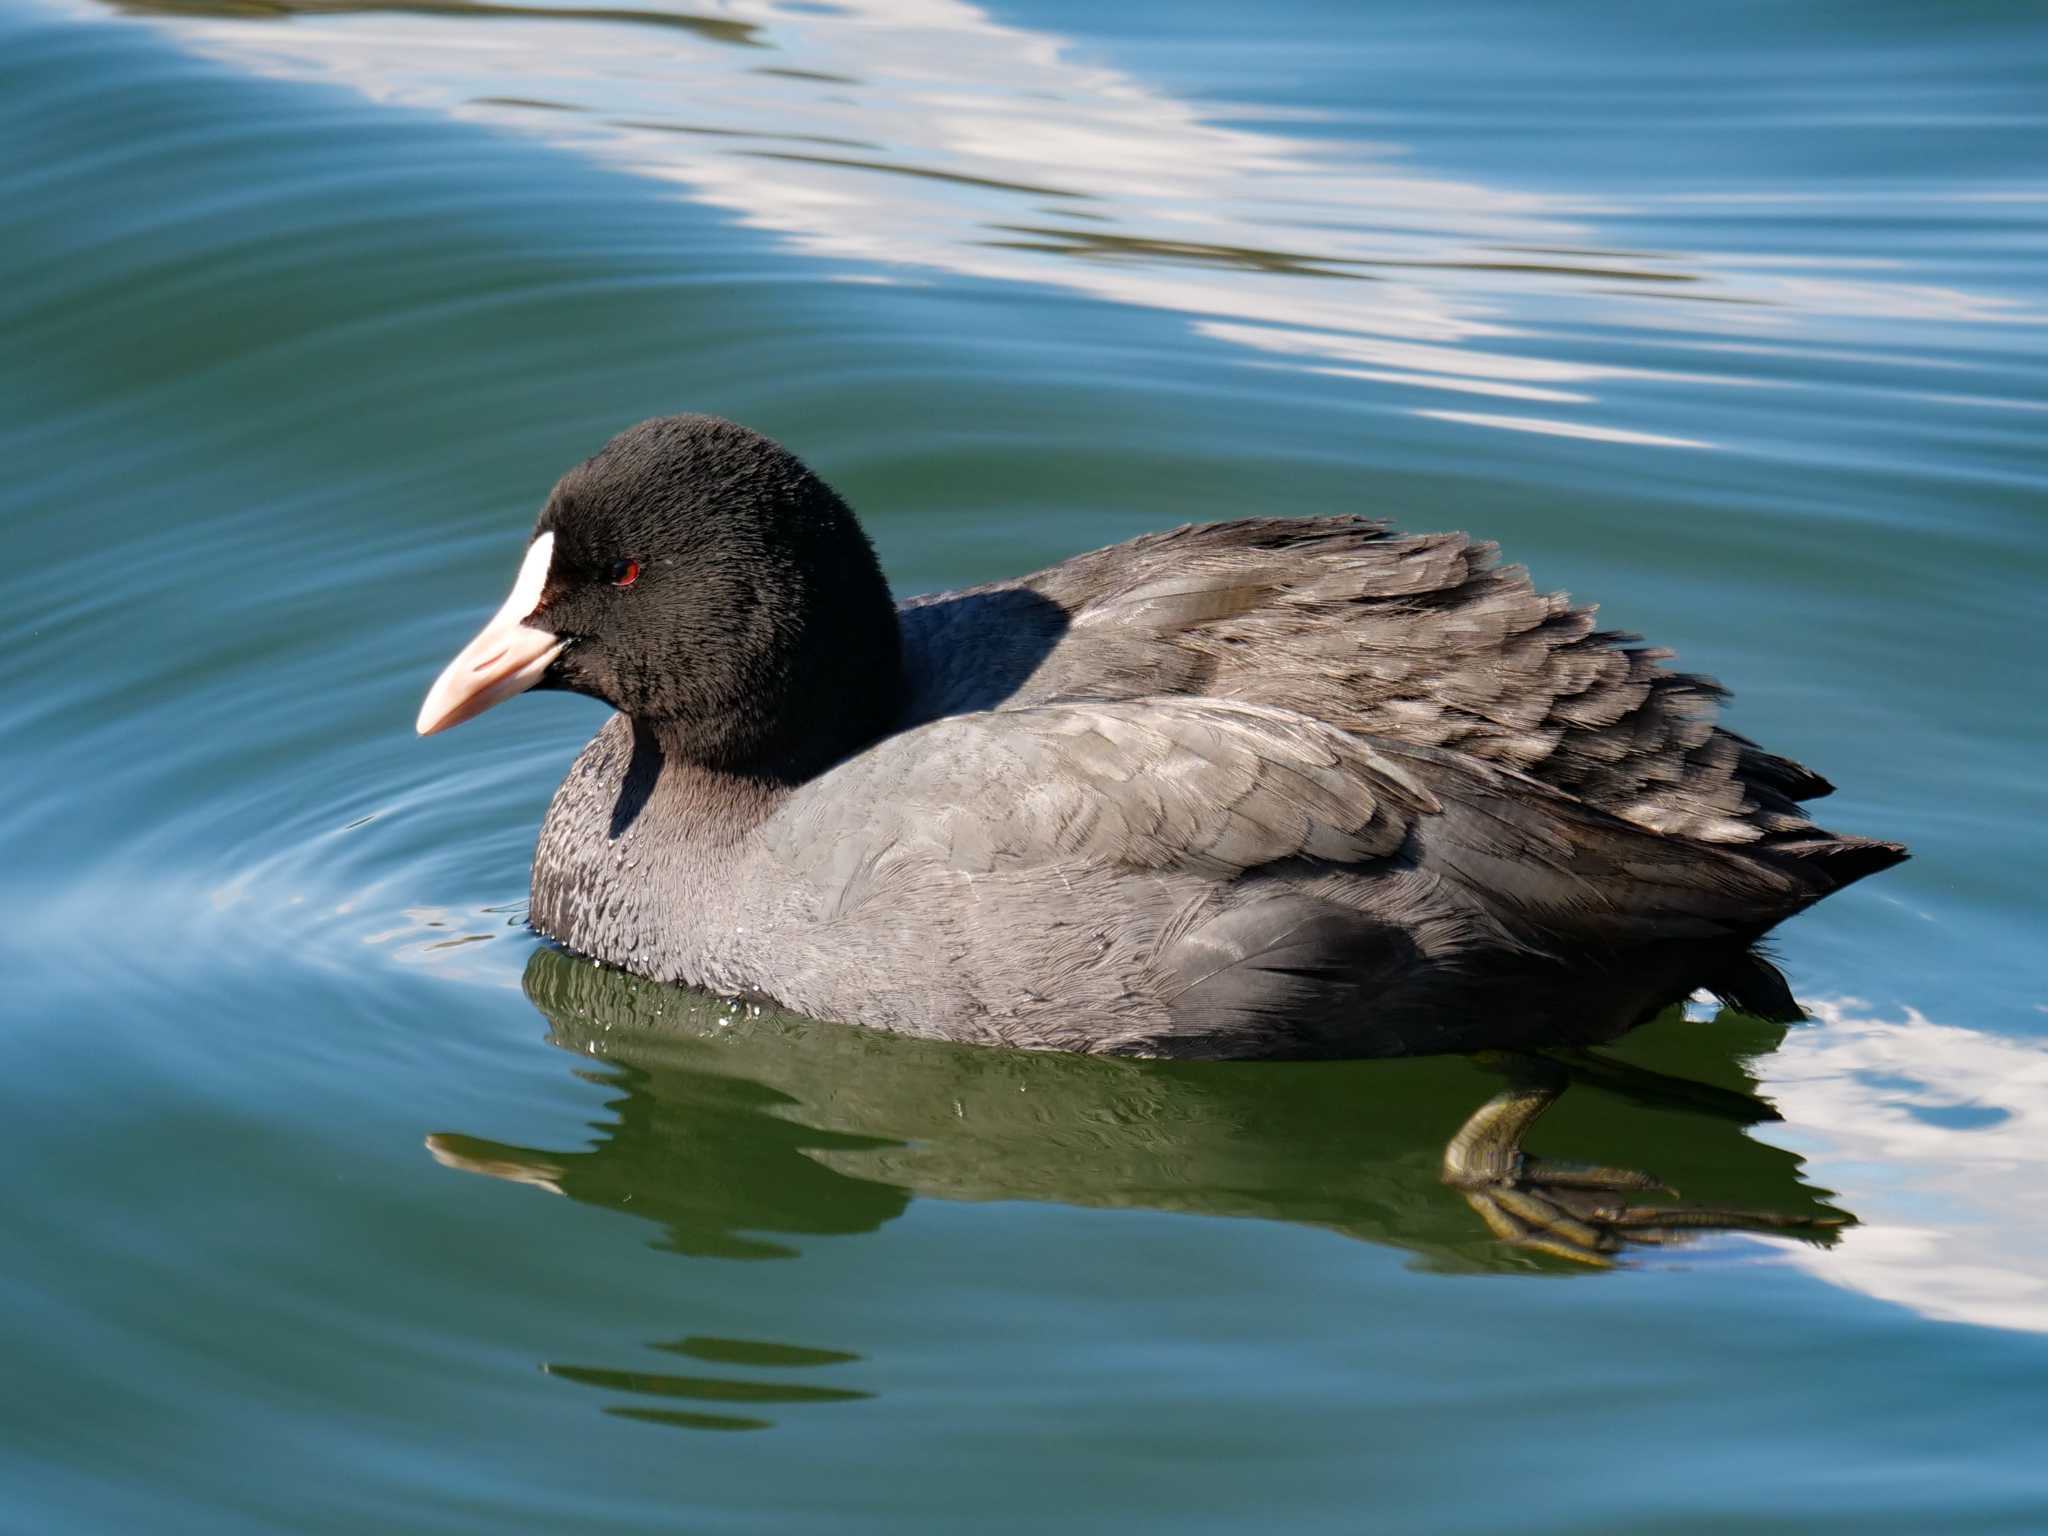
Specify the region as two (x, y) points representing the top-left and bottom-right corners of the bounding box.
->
(1783, 835), (1911, 893)
(1731, 734), (1837, 805)
(1709, 835), (1906, 1023)
(1709, 952), (1804, 1024)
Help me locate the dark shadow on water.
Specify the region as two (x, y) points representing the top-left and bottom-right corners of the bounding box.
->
(426, 945), (1854, 1430)
(742, 151), (1090, 203)
(612, 119), (884, 152)
(108, 0), (763, 47)
(983, 224), (1708, 286)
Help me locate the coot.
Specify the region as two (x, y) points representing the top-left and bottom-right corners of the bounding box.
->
(418, 415), (1904, 1060)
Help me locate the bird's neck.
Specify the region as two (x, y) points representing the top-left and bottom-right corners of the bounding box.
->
(605, 716), (794, 847)
(529, 716), (790, 970)
(643, 576), (906, 783)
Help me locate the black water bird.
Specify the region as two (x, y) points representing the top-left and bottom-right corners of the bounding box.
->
(418, 414), (1905, 1067)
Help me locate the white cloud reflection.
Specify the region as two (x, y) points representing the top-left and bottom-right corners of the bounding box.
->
(85, 0), (2041, 447)
(1755, 999), (2048, 1336)
(1414, 411), (1713, 449)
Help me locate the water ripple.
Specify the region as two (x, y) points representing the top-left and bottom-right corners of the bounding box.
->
(68, 0), (2047, 461)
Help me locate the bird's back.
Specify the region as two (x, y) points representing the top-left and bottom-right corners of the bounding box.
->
(898, 516), (1902, 870)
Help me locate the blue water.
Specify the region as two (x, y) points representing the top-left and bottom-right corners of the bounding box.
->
(3, 0), (2046, 1528)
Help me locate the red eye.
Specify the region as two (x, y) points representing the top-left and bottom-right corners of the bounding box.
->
(609, 560), (640, 588)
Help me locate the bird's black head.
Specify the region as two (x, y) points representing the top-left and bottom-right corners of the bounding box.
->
(418, 415), (902, 779)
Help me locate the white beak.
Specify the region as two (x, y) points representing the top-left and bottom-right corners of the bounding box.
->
(416, 532), (568, 736)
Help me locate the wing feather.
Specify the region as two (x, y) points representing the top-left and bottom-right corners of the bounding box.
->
(772, 698), (1429, 893)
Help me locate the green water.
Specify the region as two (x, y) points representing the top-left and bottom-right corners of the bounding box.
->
(4, 0), (2046, 1528)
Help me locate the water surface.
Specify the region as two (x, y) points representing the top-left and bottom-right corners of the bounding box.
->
(4, 0), (2047, 1529)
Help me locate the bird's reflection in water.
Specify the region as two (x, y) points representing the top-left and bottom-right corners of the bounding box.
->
(428, 946), (1852, 1429)
(540, 1339), (872, 1434)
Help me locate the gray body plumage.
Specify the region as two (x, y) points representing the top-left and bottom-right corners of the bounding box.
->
(530, 516), (1902, 1059)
